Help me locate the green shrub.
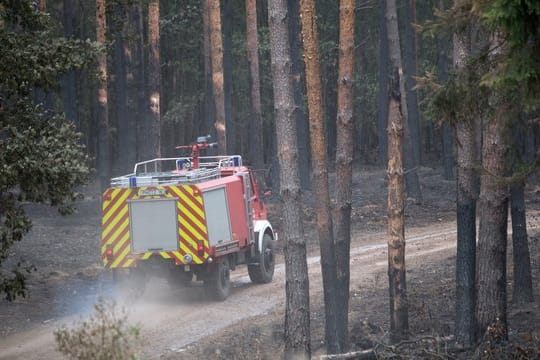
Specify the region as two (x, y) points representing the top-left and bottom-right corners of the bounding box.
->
(54, 298), (140, 360)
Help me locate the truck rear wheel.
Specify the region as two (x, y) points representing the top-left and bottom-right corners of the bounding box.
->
(204, 256), (230, 301)
(248, 233), (275, 284)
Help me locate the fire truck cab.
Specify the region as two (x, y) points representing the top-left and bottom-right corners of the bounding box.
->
(101, 137), (276, 300)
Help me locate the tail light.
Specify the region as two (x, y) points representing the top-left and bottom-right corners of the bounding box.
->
(197, 241), (205, 256)
(105, 245), (114, 260)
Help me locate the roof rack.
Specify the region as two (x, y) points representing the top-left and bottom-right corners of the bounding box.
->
(109, 155), (243, 188)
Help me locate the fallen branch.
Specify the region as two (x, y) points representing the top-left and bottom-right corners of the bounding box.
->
(319, 349), (376, 360)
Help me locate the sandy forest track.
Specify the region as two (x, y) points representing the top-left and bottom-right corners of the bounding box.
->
(1, 167), (539, 359)
(0, 223), (463, 359)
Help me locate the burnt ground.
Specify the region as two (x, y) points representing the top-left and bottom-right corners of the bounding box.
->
(1, 166), (540, 359)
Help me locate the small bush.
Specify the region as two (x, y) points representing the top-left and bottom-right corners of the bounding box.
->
(54, 298), (140, 360)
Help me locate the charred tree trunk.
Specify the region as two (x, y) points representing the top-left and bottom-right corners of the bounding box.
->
(510, 180), (533, 304)
(403, 0), (421, 166)
(203, 0), (215, 137)
(147, 0), (161, 158)
(437, 0), (455, 180)
(209, 0), (227, 154)
(134, 0), (146, 162)
(386, 0), (408, 344)
(223, 0), (234, 153)
(246, 0), (264, 174)
(96, 0), (111, 192)
(377, 2), (389, 166)
(510, 124), (533, 304)
(112, 3), (133, 174)
(300, 0), (339, 353)
(396, 2), (421, 203)
(288, 0), (310, 189)
(454, 29), (478, 348)
(268, 1), (311, 358)
(334, 0), (355, 351)
(123, 3), (138, 167)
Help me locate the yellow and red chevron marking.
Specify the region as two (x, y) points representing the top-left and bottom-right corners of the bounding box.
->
(101, 187), (136, 268)
(168, 185), (209, 264)
(101, 185), (209, 269)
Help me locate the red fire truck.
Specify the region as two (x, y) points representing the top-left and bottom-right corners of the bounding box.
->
(101, 136), (276, 300)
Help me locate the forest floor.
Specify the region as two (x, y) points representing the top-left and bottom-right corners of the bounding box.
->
(0, 165), (540, 359)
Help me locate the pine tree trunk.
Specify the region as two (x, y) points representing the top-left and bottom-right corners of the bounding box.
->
(453, 29), (478, 347)
(209, 0), (226, 154)
(377, 2), (389, 166)
(147, 0), (161, 158)
(437, 1), (455, 181)
(38, 0), (46, 12)
(134, 0), (146, 162)
(300, 0), (339, 353)
(386, 0), (408, 344)
(112, 3), (131, 174)
(476, 101), (510, 340)
(287, 0), (310, 189)
(510, 124), (533, 304)
(334, 0), (355, 351)
(62, 0), (78, 129)
(403, 0), (422, 166)
(246, 0), (264, 174)
(223, 0), (234, 153)
(96, 0), (111, 192)
(268, 2), (311, 358)
(510, 181), (533, 304)
(397, 2), (422, 203)
(124, 3), (138, 167)
(203, 0), (215, 136)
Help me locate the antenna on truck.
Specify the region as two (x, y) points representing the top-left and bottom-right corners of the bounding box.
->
(175, 135), (218, 169)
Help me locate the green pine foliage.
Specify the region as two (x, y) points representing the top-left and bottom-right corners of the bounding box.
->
(480, 0), (540, 110)
(0, 0), (98, 301)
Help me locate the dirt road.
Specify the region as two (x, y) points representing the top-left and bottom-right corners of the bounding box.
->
(0, 223), (459, 359)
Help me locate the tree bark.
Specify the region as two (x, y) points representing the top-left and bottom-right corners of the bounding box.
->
(96, 0), (111, 192)
(287, 0), (310, 189)
(403, 0), (422, 166)
(437, 2), (455, 180)
(334, 0), (355, 352)
(38, 0), (46, 12)
(112, 2), (133, 174)
(476, 100), (510, 340)
(246, 0), (264, 173)
(300, 0), (339, 353)
(453, 28), (478, 348)
(397, 2), (422, 203)
(510, 180), (533, 304)
(145, 0), (161, 159)
(223, 0), (234, 153)
(209, 0), (227, 154)
(134, 0), (146, 162)
(377, 2), (389, 166)
(62, 0), (78, 129)
(268, 0), (311, 358)
(203, 0), (215, 137)
(386, 0), (408, 344)
(510, 123), (533, 304)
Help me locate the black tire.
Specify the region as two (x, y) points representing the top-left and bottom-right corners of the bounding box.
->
(248, 233), (275, 284)
(167, 269), (193, 288)
(204, 256), (231, 301)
